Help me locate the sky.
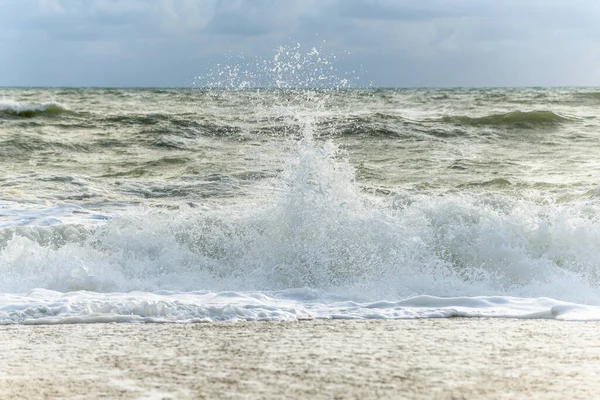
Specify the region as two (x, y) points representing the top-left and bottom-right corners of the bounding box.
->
(1, 0), (600, 88)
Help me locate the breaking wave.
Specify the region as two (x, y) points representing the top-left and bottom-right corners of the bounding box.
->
(2, 51), (600, 323)
(2, 121), (600, 323)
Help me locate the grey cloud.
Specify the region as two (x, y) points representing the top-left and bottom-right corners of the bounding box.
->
(1, 0), (600, 87)
(337, 0), (447, 21)
(335, 0), (483, 21)
(205, 0), (290, 36)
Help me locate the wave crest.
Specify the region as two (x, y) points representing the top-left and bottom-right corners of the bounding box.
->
(442, 110), (571, 128)
(0, 100), (69, 118)
(573, 91), (600, 101)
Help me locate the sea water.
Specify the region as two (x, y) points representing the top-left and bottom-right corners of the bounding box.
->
(2, 51), (600, 323)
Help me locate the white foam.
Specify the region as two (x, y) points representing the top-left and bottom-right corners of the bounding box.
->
(2, 290), (599, 324)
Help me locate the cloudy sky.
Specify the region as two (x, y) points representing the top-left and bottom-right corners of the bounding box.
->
(1, 0), (600, 87)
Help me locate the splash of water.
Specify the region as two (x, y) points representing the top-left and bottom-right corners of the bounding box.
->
(2, 47), (600, 323)
(2, 108), (600, 304)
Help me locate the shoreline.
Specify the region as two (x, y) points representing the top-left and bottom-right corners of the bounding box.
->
(2, 318), (599, 399)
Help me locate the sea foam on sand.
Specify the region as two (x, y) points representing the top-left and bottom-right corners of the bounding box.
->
(2, 289), (600, 324)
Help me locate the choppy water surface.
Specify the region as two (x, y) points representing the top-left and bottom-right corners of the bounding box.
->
(2, 85), (600, 323)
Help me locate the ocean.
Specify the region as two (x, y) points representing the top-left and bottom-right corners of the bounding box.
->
(2, 85), (600, 324)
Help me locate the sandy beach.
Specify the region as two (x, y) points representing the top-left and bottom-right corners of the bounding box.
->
(3, 1), (600, 398)
(1, 319), (599, 399)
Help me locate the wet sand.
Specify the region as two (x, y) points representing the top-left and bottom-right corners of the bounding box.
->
(1, 319), (599, 399)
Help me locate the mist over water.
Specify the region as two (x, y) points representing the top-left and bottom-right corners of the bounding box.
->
(2, 50), (600, 323)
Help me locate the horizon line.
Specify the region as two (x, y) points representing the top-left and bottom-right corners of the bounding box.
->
(1, 85), (599, 90)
